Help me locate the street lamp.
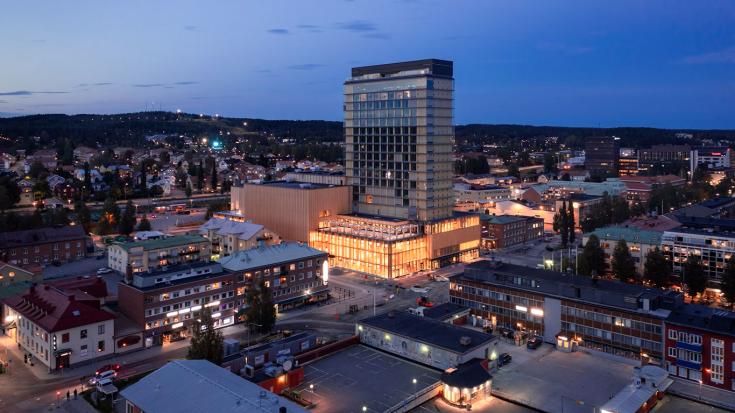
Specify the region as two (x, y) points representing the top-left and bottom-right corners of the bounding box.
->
(362, 407), (367, 412)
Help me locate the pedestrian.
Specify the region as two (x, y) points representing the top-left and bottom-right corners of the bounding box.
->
(66, 390), (70, 401)
(74, 389), (77, 399)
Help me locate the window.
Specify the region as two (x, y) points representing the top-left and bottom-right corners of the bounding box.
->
(668, 347), (677, 357)
(98, 324), (105, 335)
(62, 333), (69, 343)
(298, 262), (305, 269)
(80, 329), (87, 339)
(98, 340), (105, 352)
(668, 329), (677, 340)
(689, 334), (702, 345)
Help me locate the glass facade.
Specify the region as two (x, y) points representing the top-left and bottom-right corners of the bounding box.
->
(344, 61), (454, 221)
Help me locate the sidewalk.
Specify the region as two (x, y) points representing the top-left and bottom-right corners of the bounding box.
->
(667, 377), (735, 412)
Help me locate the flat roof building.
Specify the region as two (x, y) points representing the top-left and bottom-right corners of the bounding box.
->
(357, 310), (497, 370)
(107, 235), (211, 275)
(451, 260), (681, 362)
(121, 359), (308, 413)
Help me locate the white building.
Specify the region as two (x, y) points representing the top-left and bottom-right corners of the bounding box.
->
(690, 147), (731, 171)
(199, 218), (280, 258)
(356, 311), (497, 370)
(3, 284), (115, 371)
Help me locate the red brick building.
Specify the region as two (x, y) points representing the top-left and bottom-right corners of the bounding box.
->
(664, 304), (735, 392)
(0, 226), (88, 266)
(480, 214), (544, 249)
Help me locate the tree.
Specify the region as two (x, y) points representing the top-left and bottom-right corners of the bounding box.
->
(210, 162), (218, 191)
(553, 211), (561, 233)
(139, 165), (148, 197)
(643, 247), (671, 288)
(60, 139), (74, 165)
(722, 257), (735, 309)
(97, 196), (120, 235)
(197, 160), (204, 192)
(683, 254), (707, 299)
(118, 200), (137, 235)
(578, 234), (606, 276)
(74, 200), (92, 233)
(187, 308), (224, 365)
(543, 153), (556, 174)
(559, 201), (568, 248)
(82, 162), (92, 199)
(567, 203), (576, 245)
(0, 177), (20, 210)
(611, 239), (636, 282)
(507, 164), (520, 179)
(245, 280), (277, 334)
(185, 182), (193, 198)
(137, 216), (152, 231)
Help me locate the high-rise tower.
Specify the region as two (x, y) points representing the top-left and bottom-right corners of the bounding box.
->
(344, 59), (455, 221)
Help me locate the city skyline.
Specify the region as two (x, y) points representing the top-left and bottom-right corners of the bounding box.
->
(1, 1), (734, 128)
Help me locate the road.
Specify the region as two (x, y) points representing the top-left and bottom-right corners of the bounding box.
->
(8, 193), (229, 213)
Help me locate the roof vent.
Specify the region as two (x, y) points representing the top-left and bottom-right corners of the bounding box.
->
(459, 336), (472, 346)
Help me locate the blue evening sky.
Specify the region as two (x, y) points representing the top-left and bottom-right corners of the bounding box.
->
(1, 1), (734, 128)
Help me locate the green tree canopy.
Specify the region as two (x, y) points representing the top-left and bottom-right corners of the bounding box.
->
(245, 280), (277, 334)
(722, 256), (735, 309)
(683, 254), (707, 299)
(187, 308), (224, 365)
(578, 234), (606, 276)
(611, 239), (636, 282)
(643, 247), (671, 288)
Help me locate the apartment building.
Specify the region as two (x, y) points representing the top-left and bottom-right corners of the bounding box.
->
(199, 217), (280, 259)
(661, 228), (735, 287)
(218, 243), (330, 312)
(664, 304), (735, 392)
(480, 214), (544, 250)
(585, 226), (663, 275)
(0, 226), (88, 266)
(453, 183), (512, 204)
(107, 235), (211, 275)
(450, 260), (681, 362)
(117, 262), (236, 345)
(2, 284), (115, 371)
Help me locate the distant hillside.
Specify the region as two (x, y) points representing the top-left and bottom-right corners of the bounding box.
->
(1, 112), (733, 151)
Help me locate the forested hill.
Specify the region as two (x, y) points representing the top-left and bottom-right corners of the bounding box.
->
(0, 112), (733, 150)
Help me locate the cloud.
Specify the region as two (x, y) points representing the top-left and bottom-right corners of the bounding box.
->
(297, 24), (323, 33)
(268, 28), (290, 35)
(537, 41), (594, 55)
(174, 81), (198, 85)
(0, 90), (68, 96)
(76, 82), (113, 88)
(184, 25), (198, 31)
(0, 100), (7, 104)
(287, 64), (325, 71)
(680, 47), (735, 64)
(256, 69), (272, 73)
(132, 83), (165, 88)
(337, 20), (377, 33)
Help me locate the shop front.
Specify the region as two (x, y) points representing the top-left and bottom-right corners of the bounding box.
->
(440, 359), (492, 408)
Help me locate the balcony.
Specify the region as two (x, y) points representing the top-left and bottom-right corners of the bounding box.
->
(676, 341), (702, 352)
(675, 359), (701, 370)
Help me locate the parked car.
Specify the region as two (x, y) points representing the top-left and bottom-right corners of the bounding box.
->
(97, 267), (113, 275)
(410, 285), (430, 293)
(96, 363), (121, 375)
(497, 327), (515, 339)
(498, 353), (512, 367)
(89, 369), (116, 385)
(527, 336), (543, 349)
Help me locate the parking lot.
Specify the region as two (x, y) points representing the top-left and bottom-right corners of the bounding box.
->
(490, 340), (635, 413)
(293, 345), (441, 413)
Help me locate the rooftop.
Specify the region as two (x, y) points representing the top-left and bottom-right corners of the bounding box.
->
(587, 226), (662, 245)
(0, 225), (86, 249)
(218, 242), (325, 272)
(113, 234), (209, 252)
(199, 218), (265, 241)
(457, 260), (679, 317)
(359, 311), (495, 354)
(666, 304), (735, 337)
(421, 302), (469, 321)
(120, 360), (307, 413)
(246, 181), (340, 190)
(482, 215), (529, 225)
(2, 284), (114, 332)
(350, 59), (453, 79)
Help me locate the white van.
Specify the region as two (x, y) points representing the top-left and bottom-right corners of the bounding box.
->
(89, 369), (116, 385)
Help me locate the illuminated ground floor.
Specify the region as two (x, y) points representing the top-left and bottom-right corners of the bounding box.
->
(309, 214), (480, 279)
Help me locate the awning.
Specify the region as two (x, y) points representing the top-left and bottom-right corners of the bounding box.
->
(54, 348), (72, 357)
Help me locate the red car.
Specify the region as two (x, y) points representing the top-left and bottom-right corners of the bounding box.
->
(96, 363), (121, 376)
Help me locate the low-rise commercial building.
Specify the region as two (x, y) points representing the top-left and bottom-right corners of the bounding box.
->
(0, 226), (88, 266)
(585, 226), (663, 275)
(107, 235), (211, 275)
(664, 304), (735, 392)
(620, 175), (686, 205)
(450, 260), (680, 362)
(199, 217), (280, 259)
(121, 360), (308, 413)
(2, 284), (115, 371)
(356, 310), (497, 370)
(453, 183), (512, 204)
(691, 147), (732, 171)
(480, 214), (544, 250)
